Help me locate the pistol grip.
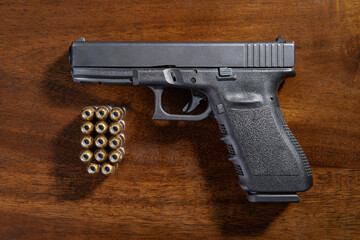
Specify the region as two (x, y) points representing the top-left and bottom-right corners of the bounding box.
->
(209, 71), (313, 202)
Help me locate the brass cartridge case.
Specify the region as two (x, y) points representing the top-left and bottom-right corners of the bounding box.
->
(101, 163), (115, 176)
(95, 135), (108, 148)
(87, 163), (100, 174)
(109, 121), (125, 135)
(95, 106), (111, 120)
(81, 136), (93, 148)
(94, 149), (108, 162)
(81, 106), (96, 121)
(80, 150), (93, 163)
(109, 107), (126, 121)
(119, 133), (125, 144)
(109, 148), (125, 163)
(109, 134), (125, 149)
(81, 121), (94, 134)
(95, 121), (108, 134)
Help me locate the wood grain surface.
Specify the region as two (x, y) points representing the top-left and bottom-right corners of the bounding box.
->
(1, 0), (359, 239)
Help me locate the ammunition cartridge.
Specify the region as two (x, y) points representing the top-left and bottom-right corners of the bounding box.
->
(119, 133), (125, 144)
(81, 106), (96, 120)
(81, 121), (94, 134)
(109, 135), (124, 149)
(80, 150), (93, 163)
(109, 148), (125, 163)
(96, 106), (111, 120)
(95, 149), (108, 162)
(110, 107), (126, 121)
(109, 121), (125, 135)
(95, 121), (108, 134)
(87, 163), (100, 174)
(101, 163), (115, 176)
(81, 136), (93, 148)
(95, 135), (108, 148)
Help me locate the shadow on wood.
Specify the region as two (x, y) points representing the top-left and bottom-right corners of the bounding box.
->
(41, 54), (107, 200)
(133, 119), (288, 236)
(40, 53), (107, 108)
(51, 117), (106, 200)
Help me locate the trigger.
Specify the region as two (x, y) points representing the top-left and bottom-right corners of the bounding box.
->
(182, 90), (207, 113)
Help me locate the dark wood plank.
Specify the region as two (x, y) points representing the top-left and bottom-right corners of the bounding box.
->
(0, 0), (359, 239)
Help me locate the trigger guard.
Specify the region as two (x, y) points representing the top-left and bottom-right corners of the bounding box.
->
(149, 87), (212, 121)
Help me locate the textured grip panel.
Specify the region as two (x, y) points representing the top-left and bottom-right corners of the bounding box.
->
(234, 164), (244, 176)
(282, 124), (312, 176)
(228, 106), (300, 176)
(275, 106), (312, 176)
(214, 102), (313, 193)
(208, 68), (312, 196)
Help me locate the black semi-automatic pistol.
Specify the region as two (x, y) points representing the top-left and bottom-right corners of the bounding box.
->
(69, 36), (312, 202)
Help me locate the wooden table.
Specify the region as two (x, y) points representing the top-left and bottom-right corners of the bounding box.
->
(1, 1), (359, 239)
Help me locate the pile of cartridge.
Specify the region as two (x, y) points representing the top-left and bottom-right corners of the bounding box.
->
(79, 106), (126, 176)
